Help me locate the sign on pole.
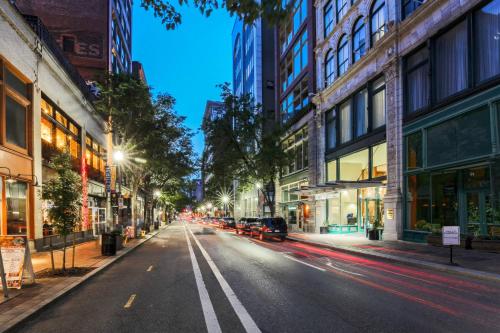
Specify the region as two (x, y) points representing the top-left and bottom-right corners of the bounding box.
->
(442, 226), (460, 246)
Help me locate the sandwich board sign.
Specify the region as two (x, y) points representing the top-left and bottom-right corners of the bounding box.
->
(0, 236), (35, 290)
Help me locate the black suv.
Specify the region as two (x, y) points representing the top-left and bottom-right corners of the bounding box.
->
(220, 217), (236, 229)
(250, 217), (288, 241)
(235, 217), (258, 235)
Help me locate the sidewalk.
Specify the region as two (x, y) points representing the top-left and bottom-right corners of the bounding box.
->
(287, 232), (500, 281)
(0, 227), (164, 333)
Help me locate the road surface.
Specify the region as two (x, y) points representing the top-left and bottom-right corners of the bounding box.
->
(11, 221), (500, 333)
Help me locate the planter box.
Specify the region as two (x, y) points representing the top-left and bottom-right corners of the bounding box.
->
(471, 240), (500, 252)
(320, 226), (329, 234)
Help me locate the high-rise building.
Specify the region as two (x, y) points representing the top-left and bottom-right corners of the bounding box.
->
(14, 0), (133, 80)
(274, 0), (317, 232)
(231, 17), (275, 218)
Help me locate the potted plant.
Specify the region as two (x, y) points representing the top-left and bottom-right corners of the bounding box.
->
(320, 221), (329, 234)
(368, 219), (382, 240)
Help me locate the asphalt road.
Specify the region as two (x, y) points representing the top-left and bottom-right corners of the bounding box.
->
(11, 221), (500, 333)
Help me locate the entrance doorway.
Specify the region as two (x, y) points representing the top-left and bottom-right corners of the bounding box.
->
(464, 190), (491, 236)
(360, 199), (383, 231)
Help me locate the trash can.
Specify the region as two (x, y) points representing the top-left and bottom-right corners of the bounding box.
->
(101, 233), (116, 256)
(154, 222), (159, 230)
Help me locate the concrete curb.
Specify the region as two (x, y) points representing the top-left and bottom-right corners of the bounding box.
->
(286, 236), (500, 283)
(2, 227), (165, 333)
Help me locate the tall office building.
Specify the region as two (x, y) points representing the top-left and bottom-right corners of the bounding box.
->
(15, 0), (132, 80)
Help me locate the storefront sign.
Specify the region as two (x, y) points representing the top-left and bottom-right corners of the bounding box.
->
(314, 192), (339, 201)
(442, 226), (460, 246)
(0, 237), (34, 289)
(386, 208), (394, 220)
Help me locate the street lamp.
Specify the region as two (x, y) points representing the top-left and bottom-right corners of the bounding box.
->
(221, 195), (229, 217)
(154, 190), (161, 198)
(113, 150), (124, 163)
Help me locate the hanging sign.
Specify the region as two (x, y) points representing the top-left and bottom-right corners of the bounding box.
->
(0, 236), (35, 289)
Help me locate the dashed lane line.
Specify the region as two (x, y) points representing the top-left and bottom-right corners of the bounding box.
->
(124, 294), (136, 309)
(283, 254), (326, 272)
(147, 265), (153, 272)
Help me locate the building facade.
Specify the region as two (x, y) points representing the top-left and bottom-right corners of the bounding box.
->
(0, 1), (109, 250)
(275, 0), (317, 232)
(310, 0), (500, 242)
(231, 17), (275, 218)
(14, 0), (133, 80)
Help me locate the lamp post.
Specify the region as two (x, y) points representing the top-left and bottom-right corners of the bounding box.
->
(206, 202), (213, 217)
(221, 195), (229, 217)
(112, 150), (124, 227)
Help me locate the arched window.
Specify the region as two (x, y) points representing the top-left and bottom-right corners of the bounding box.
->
(337, 35), (349, 76)
(370, 0), (386, 45)
(325, 49), (335, 87)
(352, 17), (366, 63)
(336, 0), (348, 21)
(324, 1), (334, 37)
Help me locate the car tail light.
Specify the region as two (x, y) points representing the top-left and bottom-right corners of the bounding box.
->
(262, 225), (269, 232)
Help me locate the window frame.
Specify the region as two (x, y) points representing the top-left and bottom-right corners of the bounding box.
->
(1, 59), (31, 155)
(336, 0), (348, 22)
(324, 1), (334, 37)
(370, 0), (386, 47)
(352, 17), (366, 63)
(402, 0), (423, 20)
(325, 49), (335, 87)
(337, 34), (349, 77)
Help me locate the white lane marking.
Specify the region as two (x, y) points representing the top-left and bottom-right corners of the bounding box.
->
(124, 294), (136, 308)
(187, 225), (261, 333)
(147, 265), (153, 272)
(283, 255), (326, 272)
(184, 226), (222, 333)
(325, 262), (365, 277)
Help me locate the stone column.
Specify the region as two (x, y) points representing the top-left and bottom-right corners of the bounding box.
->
(383, 58), (403, 241)
(32, 85), (43, 243)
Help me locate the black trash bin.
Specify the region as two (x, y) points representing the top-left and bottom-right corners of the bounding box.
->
(154, 222), (159, 230)
(101, 233), (117, 256)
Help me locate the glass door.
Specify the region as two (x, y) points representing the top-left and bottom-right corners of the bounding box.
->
(465, 190), (488, 236)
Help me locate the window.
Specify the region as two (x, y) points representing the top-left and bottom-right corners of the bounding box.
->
(340, 101), (352, 143)
(325, 49), (335, 87)
(326, 108), (337, 150)
(427, 107), (491, 166)
(474, 0), (500, 83)
(407, 174), (431, 230)
(352, 17), (366, 63)
(62, 35), (75, 53)
(326, 160), (337, 182)
(6, 96), (27, 149)
(402, 0), (422, 19)
(6, 181), (28, 235)
(280, 0), (307, 52)
(354, 89), (368, 137)
(293, 0), (307, 34)
(372, 77), (385, 128)
(435, 20), (468, 101)
(281, 78), (309, 123)
(5, 68), (28, 98)
(370, 0), (386, 45)
(41, 118), (53, 143)
(324, 1), (334, 37)
(371, 142), (387, 178)
(282, 128), (308, 176)
(337, 34), (349, 76)
(406, 131), (422, 170)
(339, 149), (369, 181)
(405, 47), (429, 113)
(336, 0), (348, 21)
(293, 31), (308, 78)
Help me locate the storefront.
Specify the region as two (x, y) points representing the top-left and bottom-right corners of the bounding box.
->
(403, 88), (500, 242)
(88, 181), (107, 235)
(280, 177), (310, 232)
(321, 142), (387, 235)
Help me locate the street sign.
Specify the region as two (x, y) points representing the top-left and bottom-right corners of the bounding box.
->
(442, 226), (460, 246)
(105, 166), (111, 193)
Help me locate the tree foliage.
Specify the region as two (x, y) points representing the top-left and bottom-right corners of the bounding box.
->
(95, 73), (196, 223)
(41, 153), (82, 271)
(203, 83), (289, 216)
(140, 0), (290, 30)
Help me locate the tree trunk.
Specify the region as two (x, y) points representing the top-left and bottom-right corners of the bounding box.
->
(72, 232), (76, 269)
(62, 234), (67, 271)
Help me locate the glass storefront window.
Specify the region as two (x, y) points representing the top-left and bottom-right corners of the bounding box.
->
(340, 190), (357, 226)
(326, 194), (340, 225)
(372, 143), (387, 178)
(339, 149), (369, 181)
(431, 172), (458, 228)
(340, 101), (352, 143)
(6, 181), (28, 235)
(41, 99), (53, 117)
(56, 128), (67, 150)
(407, 174), (431, 231)
(326, 160), (337, 182)
(407, 131), (422, 170)
(86, 150), (91, 166)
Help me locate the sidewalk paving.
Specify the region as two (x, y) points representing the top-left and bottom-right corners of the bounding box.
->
(287, 232), (500, 281)
(0, 226), (165, 333)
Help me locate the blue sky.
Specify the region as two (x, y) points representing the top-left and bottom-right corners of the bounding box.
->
(132, 3), (233, 157)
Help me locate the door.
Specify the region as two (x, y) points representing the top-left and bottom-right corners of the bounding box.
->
(465, 190), (489, 236)
(362, 199), (383, 230)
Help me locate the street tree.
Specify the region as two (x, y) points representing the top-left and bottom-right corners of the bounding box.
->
(41, 153), (82, 272)
(95, 74), (195, 228)
(203, 83), (289, 216)
(140, 0), (290, 29)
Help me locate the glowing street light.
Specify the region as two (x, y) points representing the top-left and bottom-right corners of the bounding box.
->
(154, 190), (161, 198)
(206, 202), (213, 209)
(255, 182), (262, 190)
(113, 150), (125, 163)
(221, 195), (230, 204)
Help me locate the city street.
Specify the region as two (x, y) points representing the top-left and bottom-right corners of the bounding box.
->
(11, 221), (500, 333)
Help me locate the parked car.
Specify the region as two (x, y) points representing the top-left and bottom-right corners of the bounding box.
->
(210, 217), (222, 227)
(220, 217), (236, 229)
(250, 217), (288, 241)
(235, 217), (258, 235)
